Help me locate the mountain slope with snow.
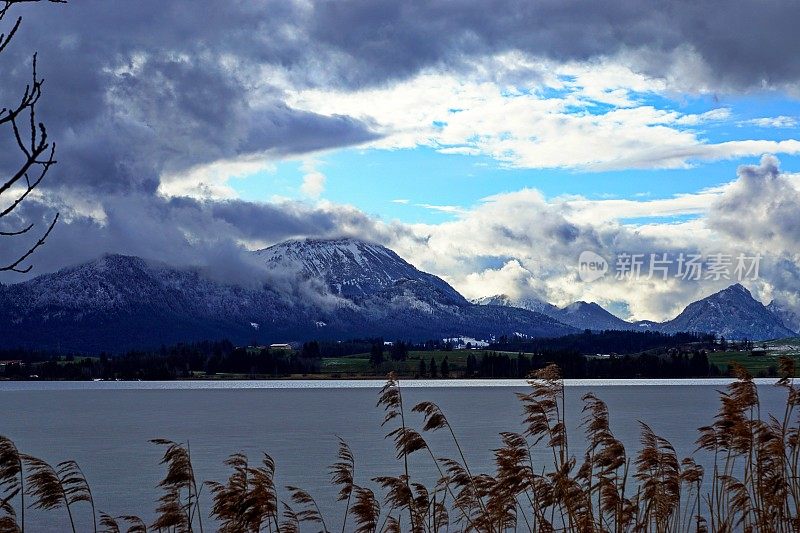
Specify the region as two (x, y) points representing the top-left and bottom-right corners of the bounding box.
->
(255, 238), (573, 340)
(556, 301), (634, 331)
(767, 300), (800, 335)
(255, 238), (466, 305)
(0, 240), (576, 352)
(0, 254), (303, 352)
(471, 294), (559, 316)
(661, 284), (795, 340)
(472, 294), (634, 331)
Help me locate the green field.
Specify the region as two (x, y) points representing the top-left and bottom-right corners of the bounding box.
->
(321, 341), (800, 378)
(708, 338), (800, 377)
(321, 349), (530, 376)
(321, 356), (372, 373)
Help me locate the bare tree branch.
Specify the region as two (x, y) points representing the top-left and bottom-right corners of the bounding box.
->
(0, 0), (64, 274)
(0, 212), (57, 273)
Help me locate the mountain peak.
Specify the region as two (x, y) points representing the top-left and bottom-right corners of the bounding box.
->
(557, 300), (632, 330)
(564, 301), (596, 309)
(256, 237), (395, 269)
(255, 237), (466, 304)
(722, 283), (750, 295)
(662, 283), (793, 340)
(471, 294), (513, 306)
(261, 236), (384, 251)
(472, 294), (634, 331)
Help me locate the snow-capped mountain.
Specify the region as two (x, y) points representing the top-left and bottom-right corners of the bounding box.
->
(253, 238), (573, 341)
(5, 238), (787, 352)
(767, 300), (800, 335)
(255, 238), (465, 305)
(471, 294), (559, 316)
(0, 240), (575, 352)
(660, 284), (795, 340)
(0, 254), (302, 352)
(472, 294), (634, 331)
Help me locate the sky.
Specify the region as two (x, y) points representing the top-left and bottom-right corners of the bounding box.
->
(1, 0), (800, 322)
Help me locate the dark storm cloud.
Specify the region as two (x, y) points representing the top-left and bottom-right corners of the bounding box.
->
(0, 194), (391, 283)
(0, 0), (378, 194)
(305, 1), (800, 89)
(2, 0), (797, 194)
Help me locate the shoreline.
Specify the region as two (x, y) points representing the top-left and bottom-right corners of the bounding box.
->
(0, 376), (784, 391)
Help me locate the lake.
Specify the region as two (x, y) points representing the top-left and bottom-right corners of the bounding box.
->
(0, 379), (790, 531)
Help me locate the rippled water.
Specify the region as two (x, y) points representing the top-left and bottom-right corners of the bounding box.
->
(0, 379), (789, 531)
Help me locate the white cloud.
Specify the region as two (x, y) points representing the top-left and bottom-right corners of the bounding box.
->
(379, 156), (800, 322)
(555, 186), (728, 225)
(158, 156), (275, 200)
(415, 203), (466, 215)
(674, 107), (732, 125)
(739, 115), (799, 128)
(285, 54), (800, 171)
(459, 260), (537, 300)
(299, 160), (326, 199)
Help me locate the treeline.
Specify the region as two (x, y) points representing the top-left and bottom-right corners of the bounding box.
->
(1, 340), (324, 380)
(301, 338), (451, 359)
(461, 349), (716, 379)
(1, 331), (723, 380)
(492, 329), (716, 354)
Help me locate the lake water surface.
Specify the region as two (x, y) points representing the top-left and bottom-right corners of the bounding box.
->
(1, 379), (789, 531)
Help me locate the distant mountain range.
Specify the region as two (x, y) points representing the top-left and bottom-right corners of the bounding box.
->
(0, 239), (574, 352)
(0, 238), (796, 353)
(473, 294), (632, 332)
(474, 283), (797, 341)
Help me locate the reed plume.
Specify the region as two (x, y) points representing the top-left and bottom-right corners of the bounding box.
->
(23, 455), (95, 533)
(279, 502), (300, 533)
(119, 515), (148, 533)
(634, 422), (681, 531)
(98, 512), (120, 533)
(0, 501), (19, 533)
(329, 437), (354, 533)
(57, 460), (97, 533)
(286, 485), (328, 531)
(150, 439), (202, 533)
(350, 486), (380, 533)
(0, 436), (23, 533)
(99, 512), (146, 533)
(206, 452), (280, 532)
(413, 400), (489, 525)
(377, 372), (427, 531)
(205, 453), (249, 532)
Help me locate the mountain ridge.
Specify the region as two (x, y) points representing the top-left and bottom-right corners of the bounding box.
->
(473, 283), (797, 340)
(471, 293), (634, 331)
(0, 241), (575, 352)
(2, 240), (796, 352)
(661, 283), (796, 340)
